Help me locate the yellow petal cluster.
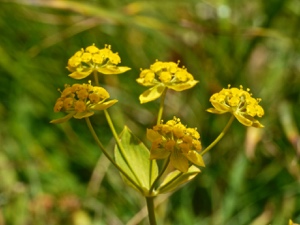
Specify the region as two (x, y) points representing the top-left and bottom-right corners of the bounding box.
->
(136, 61), (199, 103)
(67, 44), (131, 79)
(51, 82), (118, 124)
(147, 117), (205, 172)
(207, 85), (264, 128)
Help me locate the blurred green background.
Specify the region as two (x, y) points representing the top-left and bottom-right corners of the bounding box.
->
(0, 0), (300, 224)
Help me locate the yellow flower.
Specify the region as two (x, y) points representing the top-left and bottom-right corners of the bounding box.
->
(207, 85), (265, 128)
(136, 61), (198, 103)
(50, 82), (118, 124)
(67, 44), (131, 79)
(147, 117), (205, 172)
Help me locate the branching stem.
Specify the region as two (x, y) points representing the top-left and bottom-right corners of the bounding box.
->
(201, 115), (235, 156)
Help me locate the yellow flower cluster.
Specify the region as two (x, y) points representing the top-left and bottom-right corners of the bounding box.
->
(67, 44), (131, 79)
(51, 82), (117, 124)
(136, 61), (199, 103)
(147, 117), (205, 172)
(207, 85), (264, 128)
(137, 61), (196, 87)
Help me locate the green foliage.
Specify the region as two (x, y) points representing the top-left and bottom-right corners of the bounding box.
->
(157, 165), (200, 194)
(0, 0), (300, 224)
(114, 126), (158, 193)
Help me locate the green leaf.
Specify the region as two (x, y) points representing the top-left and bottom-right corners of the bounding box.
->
(157, 165), (201, 194)
(114, 126), (158, 193)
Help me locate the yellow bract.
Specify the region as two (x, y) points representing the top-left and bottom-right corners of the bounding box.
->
(136, 61), (199, 103)
(67, 44), (131, 79)
(207, 85), (265, 128)
(50, 82), (118, 124)
(147, 117), (205, 172)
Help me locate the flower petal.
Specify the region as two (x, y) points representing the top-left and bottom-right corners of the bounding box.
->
(139, 84), (166, 104)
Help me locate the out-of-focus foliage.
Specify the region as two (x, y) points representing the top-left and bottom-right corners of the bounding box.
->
(0, 0), (299, 224)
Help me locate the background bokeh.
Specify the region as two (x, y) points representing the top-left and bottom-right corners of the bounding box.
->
(0, 0), (300, 224)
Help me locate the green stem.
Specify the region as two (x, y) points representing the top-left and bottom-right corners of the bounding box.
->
(156, 88), (168, 125)
(93, 70), (99, 86)
(103, 109), (142, 187)
(146, 197), (157, 225)
(85, 117), (143, 193)
(201, 115), (235, 156)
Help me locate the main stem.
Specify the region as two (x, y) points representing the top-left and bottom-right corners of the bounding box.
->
(201, 115), (235, 156)
(146, 197), (157, 225)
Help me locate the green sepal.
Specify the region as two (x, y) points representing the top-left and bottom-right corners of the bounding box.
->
(68, 69), (93, 79)
(114, 126), (158, 193)
(97, 66), (131, 75)
(90, 99), (118, 111)
(139, 84), (166, 104)
(73, 111), (94, 119)
(157, 165), (201, 194)
(234, 112), (264, 128)
(167, 80), (199, 91)
(50, 112), (75, 124)
(206, 108), (225, 114)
